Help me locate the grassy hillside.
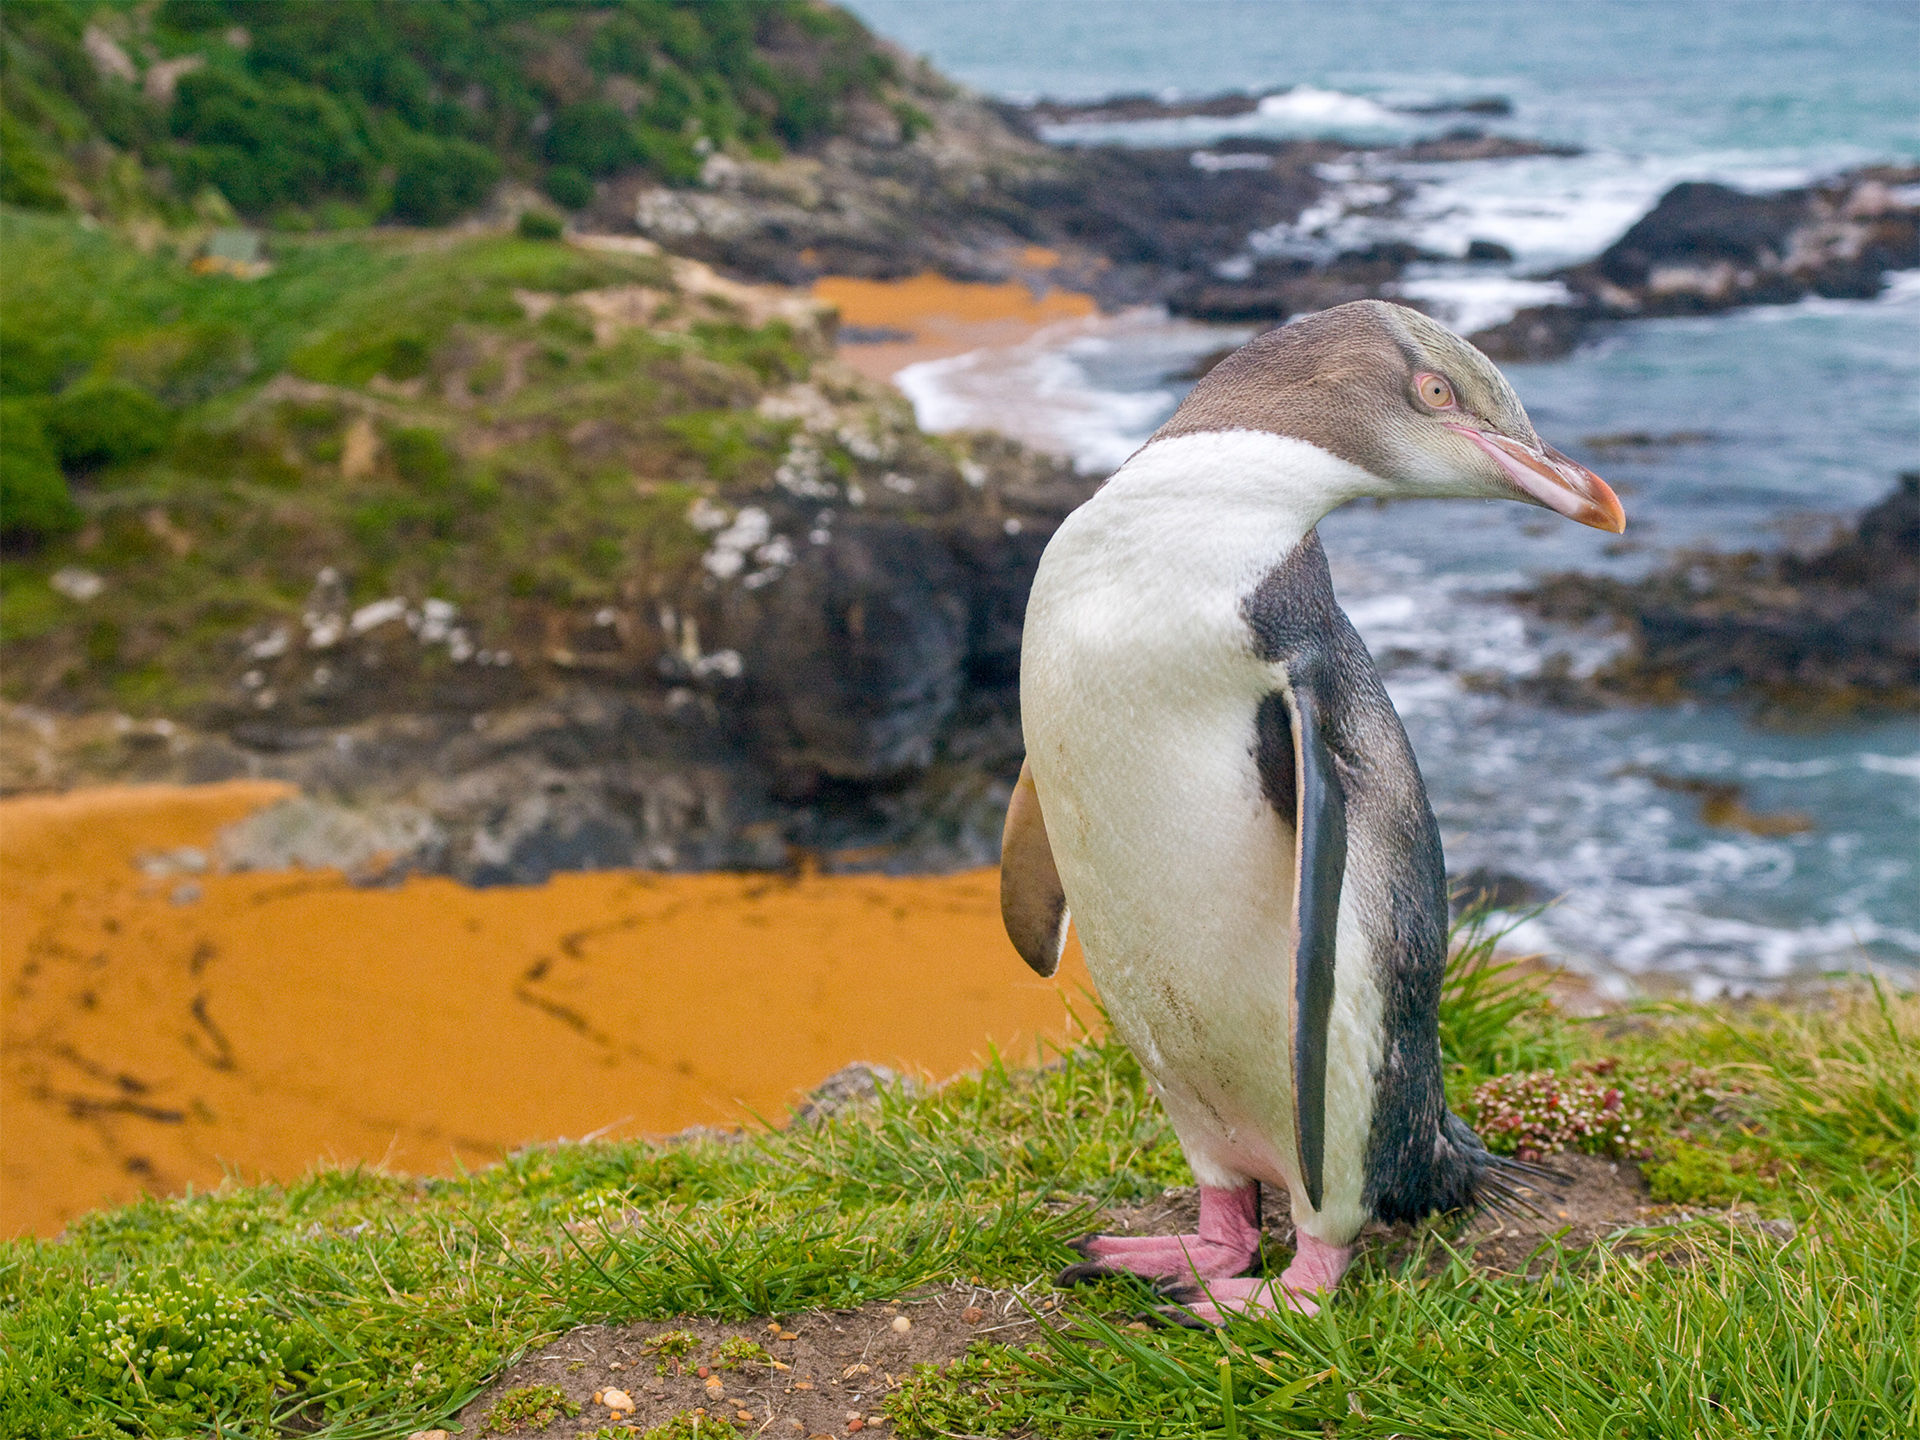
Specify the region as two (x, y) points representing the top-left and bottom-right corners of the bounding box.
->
(2, 0), (902, 225)
(4, 927), (1915, 1438)
(0, 204), (1004, 728)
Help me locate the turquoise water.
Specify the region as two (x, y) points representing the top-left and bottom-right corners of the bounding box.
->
(848, 0), (1920, 989)
(849, 0), (1919, 163)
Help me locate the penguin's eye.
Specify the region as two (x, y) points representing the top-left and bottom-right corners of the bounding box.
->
(1415, 373), (1457, 410)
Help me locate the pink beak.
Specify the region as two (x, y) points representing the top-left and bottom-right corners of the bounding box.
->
(1446, 424), (1627, 534)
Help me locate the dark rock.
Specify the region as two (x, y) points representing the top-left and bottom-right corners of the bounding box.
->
(1469, 304), (1589, 361)
(1398, 96), (1514, 117)
(1597, 181), (1811, 287)
(1386, 129), (1581, 163)
(837, 325), (915, 344)
(1020, 91), (1263, 126)
(790, 1062), (909, 1125)
(1465, 238), (1515, 263)
(1167, 249), (1422, 324)
(1015, 142), (1332, 284)
(1514, 474), (1920, 714)
(1449, 867), (1540, 913)
(1560, 168), (1920, 317)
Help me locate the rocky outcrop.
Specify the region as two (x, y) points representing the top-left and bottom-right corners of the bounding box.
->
(1515, 475), (1920, 714)
(598, 68), (1575, 316)
(1568, 172), (1920, 315)
(1474, 169), (1920, 359)
(3, 419), (1093, 883)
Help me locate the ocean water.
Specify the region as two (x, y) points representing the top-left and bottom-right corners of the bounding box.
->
(848, 0), (1920, 990)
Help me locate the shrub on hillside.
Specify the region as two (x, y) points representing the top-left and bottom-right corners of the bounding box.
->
(547, 102), (639, 177)
(544, 166), (595, 210)
(0, 108), (66, 210)
(390, 133), (501, 225)
(168, 68), (372, 213)
(41, 382), (172, 470)
(0, 400), (82, 541)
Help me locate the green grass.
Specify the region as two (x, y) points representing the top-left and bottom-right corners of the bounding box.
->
(3, 942), (1915, 1439)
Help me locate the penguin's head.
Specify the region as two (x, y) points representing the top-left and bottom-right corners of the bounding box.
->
(1155, 299), (1625, 532)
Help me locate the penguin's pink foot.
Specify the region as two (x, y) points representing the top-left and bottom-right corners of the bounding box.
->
(1058, 1182), (1261, 1285)
(1156, 1234), (1354, 1327)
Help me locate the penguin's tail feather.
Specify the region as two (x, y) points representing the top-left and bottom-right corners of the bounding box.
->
(1495, 1153), (1575, 1184)
(1475, 1168), (1557, 1223)
(1449, 1112), (1571, 1219)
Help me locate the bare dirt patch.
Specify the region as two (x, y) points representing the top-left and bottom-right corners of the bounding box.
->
(455, 1285), (1059, 1439)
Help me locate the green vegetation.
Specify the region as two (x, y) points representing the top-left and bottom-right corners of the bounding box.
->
(712, 1335), (770, 1370)
(640, 1413), (739, 1440)
(0, 205), (929, 717)
(484, 1383), (582, 1433)
(2, 925), (1914, 1437)
(2, 0), (903, 226)
(643, 1329), (703, 1373)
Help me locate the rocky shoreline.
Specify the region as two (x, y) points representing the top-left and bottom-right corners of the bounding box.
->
(1514, 474), (1919, 716)
(597, 72), (1919, 358)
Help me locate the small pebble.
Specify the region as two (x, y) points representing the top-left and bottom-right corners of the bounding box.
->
(602, 1388), (635, 1412)
(848, 1420), (864, 1432)
(737, 1412), (755, 1423)
(961, 1307), (985, 1324)
(407, 1431), (452, 1440)
(889, 1316), (911, 1333)
(847, 1412), (862, 1422)
(698, 1366), (711, 1378)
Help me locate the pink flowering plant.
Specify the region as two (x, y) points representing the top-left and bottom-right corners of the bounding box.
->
(1468, 1059), (1721, 1162)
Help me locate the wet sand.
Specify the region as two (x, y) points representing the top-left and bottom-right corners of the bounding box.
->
(813, 251), (1097, 385)
(1, 783), (1092, 1239)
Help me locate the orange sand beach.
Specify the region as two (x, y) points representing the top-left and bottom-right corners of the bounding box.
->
(813, 250), (1098, 385)
(0, 782), (1093, 1239)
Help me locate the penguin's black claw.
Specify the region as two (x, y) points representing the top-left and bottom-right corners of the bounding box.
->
(1145, 1304), (1213, 1331)
(1154, 1281), (1205, 1305)
(1055, 1260), (1117, 1286)
(1064, 1233), (1098, 1259)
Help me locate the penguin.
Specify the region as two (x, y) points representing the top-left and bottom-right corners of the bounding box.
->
(1000, 299), (1624, 1325)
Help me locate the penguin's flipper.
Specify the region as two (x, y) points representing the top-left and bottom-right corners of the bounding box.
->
(1256, 684), (1349, 1213)
(1001, 759), (1070, 977)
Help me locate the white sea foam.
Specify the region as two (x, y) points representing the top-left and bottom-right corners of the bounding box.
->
(892, 309), (1244, 472)
(1860, 753), (1920, 779)
(1255, 85), (1401, 128)
(1391, 275), (1574, 335)
(1037, 85), (1418, 148)
(1240, 149), (1831, 273)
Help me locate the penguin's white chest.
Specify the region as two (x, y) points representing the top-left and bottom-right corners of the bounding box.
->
(1018, 432), (1384, 1227)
